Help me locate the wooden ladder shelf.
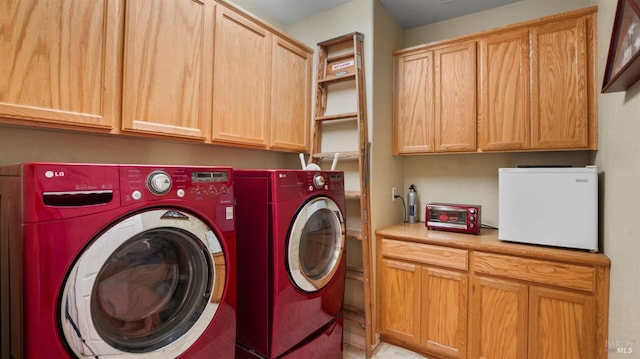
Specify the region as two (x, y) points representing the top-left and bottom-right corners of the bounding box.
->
(311, 32), (374, 358)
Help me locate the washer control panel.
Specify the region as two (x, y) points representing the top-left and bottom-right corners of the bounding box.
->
(121, 165), (233, 204)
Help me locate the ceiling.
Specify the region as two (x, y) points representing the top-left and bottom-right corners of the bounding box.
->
(240, 0), (522, 29)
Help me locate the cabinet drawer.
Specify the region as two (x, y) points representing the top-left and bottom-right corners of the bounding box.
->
(381, 238), (468, 270)
(472, 252), (595, 291)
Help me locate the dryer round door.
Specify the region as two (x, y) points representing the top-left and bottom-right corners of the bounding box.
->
(287, 197), (345, 292)
(61, 208), (226, 358)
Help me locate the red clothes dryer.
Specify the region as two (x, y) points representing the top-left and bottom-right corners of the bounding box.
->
(0, 163), (236, 359)
(234, 170), (346, 359)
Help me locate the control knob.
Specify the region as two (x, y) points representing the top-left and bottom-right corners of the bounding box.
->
(148, 171), (172, 195)
(313, 174), (325, 189)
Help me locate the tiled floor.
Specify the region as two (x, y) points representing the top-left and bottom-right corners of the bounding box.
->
(344, 342), (428, 359)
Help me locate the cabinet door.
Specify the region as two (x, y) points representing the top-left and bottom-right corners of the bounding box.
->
(529, 286), (596, 359)
(421, 267), (468, 359)
(478, 30), (530, 151)
(530, 16), (589, 149)
(121, 0), (214, 139)
(269, 36), (311, 152)
(0, 0), (120, 129)
(394, 50), (435, 154)
(434, 42), (477, 152)
(379, 258), (421, 345)
(469, 276), (528, 359)
(212, 6), (270, 147)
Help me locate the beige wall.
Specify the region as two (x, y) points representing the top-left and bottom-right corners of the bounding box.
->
(224, 0), (286, 30)
(594, 0), (640, 351)
(371, 2), (405, 230)
(405, 0), (596, 46)
(0, 124), (292, 168)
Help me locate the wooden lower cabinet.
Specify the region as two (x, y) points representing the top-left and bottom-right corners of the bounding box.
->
(469, 276), (528, 359)
(421, 267), (467, 359)
(376, 225), (610, 359)
(378, 239), (468, 359)
(470, 277), (596, 359)
(528, 287), (596, 359)
(379, 258), (421, 345)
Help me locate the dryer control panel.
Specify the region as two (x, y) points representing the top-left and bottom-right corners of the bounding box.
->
(304, 171), (344, 193)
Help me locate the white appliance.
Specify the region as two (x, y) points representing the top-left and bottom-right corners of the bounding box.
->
(498, 166), (598, 251)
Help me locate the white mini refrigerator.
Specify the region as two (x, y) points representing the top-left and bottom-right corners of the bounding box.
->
(498, 166), (598, 251)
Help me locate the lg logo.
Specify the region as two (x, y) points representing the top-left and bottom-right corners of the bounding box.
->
(45, 170), (65, 178)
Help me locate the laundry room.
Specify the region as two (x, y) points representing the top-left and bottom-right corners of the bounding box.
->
(2, 0), (640, 358)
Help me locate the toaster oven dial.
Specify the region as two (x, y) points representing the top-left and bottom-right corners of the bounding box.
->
(313, 174), (326, 189)
(147, 171), (172, 195)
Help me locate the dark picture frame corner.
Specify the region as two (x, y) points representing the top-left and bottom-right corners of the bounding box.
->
(602, 0), (640, 93)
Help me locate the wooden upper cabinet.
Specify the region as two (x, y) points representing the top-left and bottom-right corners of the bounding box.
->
(121, 0), (214, 140)
(0, 0), (121, 130)
(434, 42), (477, 152)
(212, 6), (271, 148)
(394, 50), (435, 154)
(393, 7), (597, 155)
(269, 36), (311, 152)
(530, 15), (592, 149)
(478, 29), (530, 151)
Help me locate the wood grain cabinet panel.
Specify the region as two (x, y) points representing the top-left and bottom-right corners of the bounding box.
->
(470, 276), (528, 359)
(121, 0), (214, 139)
(212, 6), (271, 148)
(0, 0), (121, 130)
(529, 287), (596, 359)
(421, 267), (468, 359)
(434, 42), (477, 152)
(530, 15), (591, 149)
(381, 238), (467, 270)
(379, 238), (469, 359)
(473, 252), (595, 292)
(478, 30), (530, 151)
(379, 258), (422, 345)
(269, 36), (311, 152)
(393, 50), (435, 154)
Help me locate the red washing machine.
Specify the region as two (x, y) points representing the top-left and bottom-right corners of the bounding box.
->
(234, 170), (346, 359)
(0, 163), (236, 359)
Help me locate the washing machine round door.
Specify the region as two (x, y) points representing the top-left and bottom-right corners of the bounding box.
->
(61, 209), (226, 358)
(287, 197), (345, 292)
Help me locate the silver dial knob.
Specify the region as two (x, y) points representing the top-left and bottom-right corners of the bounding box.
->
(313, 174), (325, 189)
(148, 171), (172, 195)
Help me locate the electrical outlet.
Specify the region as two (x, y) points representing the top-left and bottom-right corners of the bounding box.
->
(392, 187), (398, 201)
